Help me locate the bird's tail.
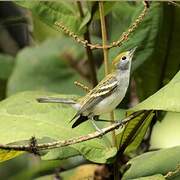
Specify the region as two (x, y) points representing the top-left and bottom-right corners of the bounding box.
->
(37, 97), (88, 128)
(71, 115), (88, 128)
(37, 97), (76, 105)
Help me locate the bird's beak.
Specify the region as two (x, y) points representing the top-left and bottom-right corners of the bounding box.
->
(129, 46), (137, 57)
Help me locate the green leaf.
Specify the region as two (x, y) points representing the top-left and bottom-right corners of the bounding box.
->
(7, 37), (85, 96)
(42, 109), (125, 161)
(98, 2), (163, 83)
(131, 71), (180, 112)
(10, 160), (62, 180)
(42, 146), (80, 161)
(0, 154), (29, 179)
(123, 146), (180, 180)
(150, 112), (180, 149)
(116, 111), (154, 154)
(10, 157), (87, 180)
(35, 164), (98, 180)
(0, 150), (23, 163)
(33, 15), (61, 42)
(130, 174), (165, 180)
(0, 91), (117, 163)
(125, 112), (154, 153)
(109, 2), (137, 42)
(79, 8), (91, 31)
(15, 1), (85, 34)
(0, 54), (14, 80)
(133, 3), (180, 100)
(110, 2), (162, 70)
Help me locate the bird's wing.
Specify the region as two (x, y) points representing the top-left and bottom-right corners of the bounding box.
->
(72, 73), (118, 119)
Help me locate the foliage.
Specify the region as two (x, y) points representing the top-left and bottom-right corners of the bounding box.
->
(7, 37), (86, 96)
(15, 1), (87, 34)
(123, 146), (180, 180)
(0, 1), (180, 179)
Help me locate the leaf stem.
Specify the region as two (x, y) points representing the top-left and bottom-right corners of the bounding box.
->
(98, 1), (117, 147)
(99, 2), (118, 179)
(98, 1), (109, 75)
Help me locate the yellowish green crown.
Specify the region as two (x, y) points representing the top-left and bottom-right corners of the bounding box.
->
(112, 51), (127, 68)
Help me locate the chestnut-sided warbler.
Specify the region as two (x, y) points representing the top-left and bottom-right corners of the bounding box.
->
(37, 47), (136, 130)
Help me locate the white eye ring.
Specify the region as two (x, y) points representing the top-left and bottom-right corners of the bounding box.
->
(122, 56), (126, 60)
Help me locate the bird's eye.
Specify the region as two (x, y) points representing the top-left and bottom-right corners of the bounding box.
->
(122, 56), (126, 60)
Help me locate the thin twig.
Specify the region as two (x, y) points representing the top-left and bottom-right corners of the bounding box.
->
(0, 111), (144, 152)
(55, 1), (149, 50)
(168, 1), (180, 8)
(74, 81), (91, 92)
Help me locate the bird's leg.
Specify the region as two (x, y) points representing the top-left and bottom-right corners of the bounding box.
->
(91, 116), (104, 137)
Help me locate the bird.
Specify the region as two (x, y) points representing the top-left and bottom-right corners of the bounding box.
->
(37, 47), (137, 131)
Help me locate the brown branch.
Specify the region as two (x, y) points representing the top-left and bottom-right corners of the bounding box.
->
(0, 25), (19, 56)
(55, 1), (149, 50)
(77, 1), (98, 87)
(62, 52), (91, 82)
(164, 164), (180, 179)
(0, 111), (144, 152)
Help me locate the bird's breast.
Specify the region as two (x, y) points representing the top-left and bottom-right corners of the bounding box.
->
(91, 87), (126, 115)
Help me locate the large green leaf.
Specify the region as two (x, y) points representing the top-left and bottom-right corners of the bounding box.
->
(7, 37), (85, 96)
(123, 146), (180, 180)
(15, 1), (85, 34)
(0, 91), (117, 163)
(133, 3), (180, 100)
(132, 70), (180, 112)
(150, 112), (180, 149)
(116, 111), (154, 154)
(42, 109), (126, 162)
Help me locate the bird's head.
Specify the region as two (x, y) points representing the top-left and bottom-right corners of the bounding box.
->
(112, 47), (137, 70)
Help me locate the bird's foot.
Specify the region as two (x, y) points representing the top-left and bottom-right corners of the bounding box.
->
(91, 120), (105, 138)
